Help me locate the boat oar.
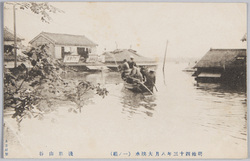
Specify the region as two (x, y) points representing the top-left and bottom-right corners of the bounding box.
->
(153, 84), (158, 92)
(128, 77), (154, 95)
(138, 82), (154, 95)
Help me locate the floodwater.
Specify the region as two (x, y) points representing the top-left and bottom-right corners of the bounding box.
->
(4, 62), (247, 158)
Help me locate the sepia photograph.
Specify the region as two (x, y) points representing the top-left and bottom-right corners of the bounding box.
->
(2, 2), (247, 159)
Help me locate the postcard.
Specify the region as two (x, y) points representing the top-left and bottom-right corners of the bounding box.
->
(2, 2), (247, 158)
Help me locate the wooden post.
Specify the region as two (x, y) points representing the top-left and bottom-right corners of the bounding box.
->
(13, 4), (17, 68)
(163, 40), (168, 85)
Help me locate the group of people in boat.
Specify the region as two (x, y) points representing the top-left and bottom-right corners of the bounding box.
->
(119, 56), (156, 92)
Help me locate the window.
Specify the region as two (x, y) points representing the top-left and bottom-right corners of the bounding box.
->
(77, 47), (89, 59)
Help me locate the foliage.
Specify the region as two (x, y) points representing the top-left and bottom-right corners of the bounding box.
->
(4, 45), (108, 123)
(5, 2), (64, 23)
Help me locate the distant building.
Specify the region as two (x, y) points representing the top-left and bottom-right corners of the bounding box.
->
(3, 27), (30, 69)
(102, 49), (157, 70)
(4, 27), (24, 53)
(29, 32), (98, 62)
(193, 48), (246, 85)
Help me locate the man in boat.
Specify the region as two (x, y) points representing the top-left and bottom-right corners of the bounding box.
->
(141, 68), (156, 92)
(129, 64), (143, 82)
(128, 56), (137, 69)
(120, 59), (130, 80)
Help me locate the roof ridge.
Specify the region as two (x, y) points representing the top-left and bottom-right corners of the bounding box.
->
(41, 31), (87, 37)
(4, 26), (25, 40)
(36, 31), (97, 46)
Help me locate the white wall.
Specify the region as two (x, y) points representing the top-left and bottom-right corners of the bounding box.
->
(31, 36), (55, 57)
(90, 47), (97, 55)
(55, 46), (62, 59)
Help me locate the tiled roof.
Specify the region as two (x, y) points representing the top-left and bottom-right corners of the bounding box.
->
(30, 32), (97, 46)
(4, 27), (24, 41)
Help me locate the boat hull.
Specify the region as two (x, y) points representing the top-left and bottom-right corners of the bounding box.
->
(124, 82), (142, 92)
(124, 82), (153, 93)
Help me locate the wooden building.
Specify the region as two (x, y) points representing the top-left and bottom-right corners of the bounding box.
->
(4, 27), (24, 53)
(29, 32), (98, 62)
(193, 48), (246, 85)
(3, 27), (32, 68)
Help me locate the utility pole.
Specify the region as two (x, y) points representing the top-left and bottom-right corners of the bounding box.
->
(13, 4), (17, 68)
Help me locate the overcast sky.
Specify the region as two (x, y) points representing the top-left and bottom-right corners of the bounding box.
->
(4, 2), (247, 59)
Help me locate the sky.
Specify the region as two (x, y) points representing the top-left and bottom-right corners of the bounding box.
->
(4, 2), (247, 59)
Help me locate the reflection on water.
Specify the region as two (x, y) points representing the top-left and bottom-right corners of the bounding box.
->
(63, 70), (158, 118)
(120, 88), (157, 118)
(196, 82), (246, 95)
(193, 82), (247, 143)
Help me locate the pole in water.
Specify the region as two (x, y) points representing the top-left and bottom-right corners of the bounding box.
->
(163, 40), (168, 85)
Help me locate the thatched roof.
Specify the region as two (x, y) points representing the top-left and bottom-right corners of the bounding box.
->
(194, 49), (246, 68)
(29, 32), (98, 47)
(103, 49), (155, 63)
(4, 27), (24, 42)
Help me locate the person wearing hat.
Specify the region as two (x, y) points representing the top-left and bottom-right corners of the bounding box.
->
(128, 55), (137, 69)
(141, 68), (156, 92)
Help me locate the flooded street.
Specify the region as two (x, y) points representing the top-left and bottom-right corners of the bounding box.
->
(4, 62), (247, 158)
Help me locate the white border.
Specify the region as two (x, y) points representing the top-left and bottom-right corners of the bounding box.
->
(0, 1), (249, 161)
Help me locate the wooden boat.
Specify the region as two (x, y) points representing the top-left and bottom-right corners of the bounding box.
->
(124, 81), (143, 92)
(122, 68), (156, 94)
(123, 80), (154, 94)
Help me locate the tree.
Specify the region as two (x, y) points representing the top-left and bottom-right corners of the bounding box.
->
(5, 2), (64, 23)
(4, 3), (108, 124)
(5, 2), (64, 67)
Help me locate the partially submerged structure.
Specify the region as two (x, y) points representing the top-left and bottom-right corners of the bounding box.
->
(29, 32), (98, 61)
(3, 27), (31, 68)
(193, 48), (246, 85)
(102, 49), (157, 70)
(4, 27), (24, 54)
(29, 32), (106, 71)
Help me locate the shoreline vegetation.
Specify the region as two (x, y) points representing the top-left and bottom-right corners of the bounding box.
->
(4, 44), (109, 126)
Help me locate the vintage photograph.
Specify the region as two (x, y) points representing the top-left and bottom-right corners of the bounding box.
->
(2, 2), (247, 158)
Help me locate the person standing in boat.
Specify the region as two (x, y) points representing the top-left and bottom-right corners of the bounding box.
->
(128, 56), (137, 68)
(146, 69), (156, 91)
(121, 59), (130, 80)
(141, 68), (156, 92)
(130, 64), (143, 82)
